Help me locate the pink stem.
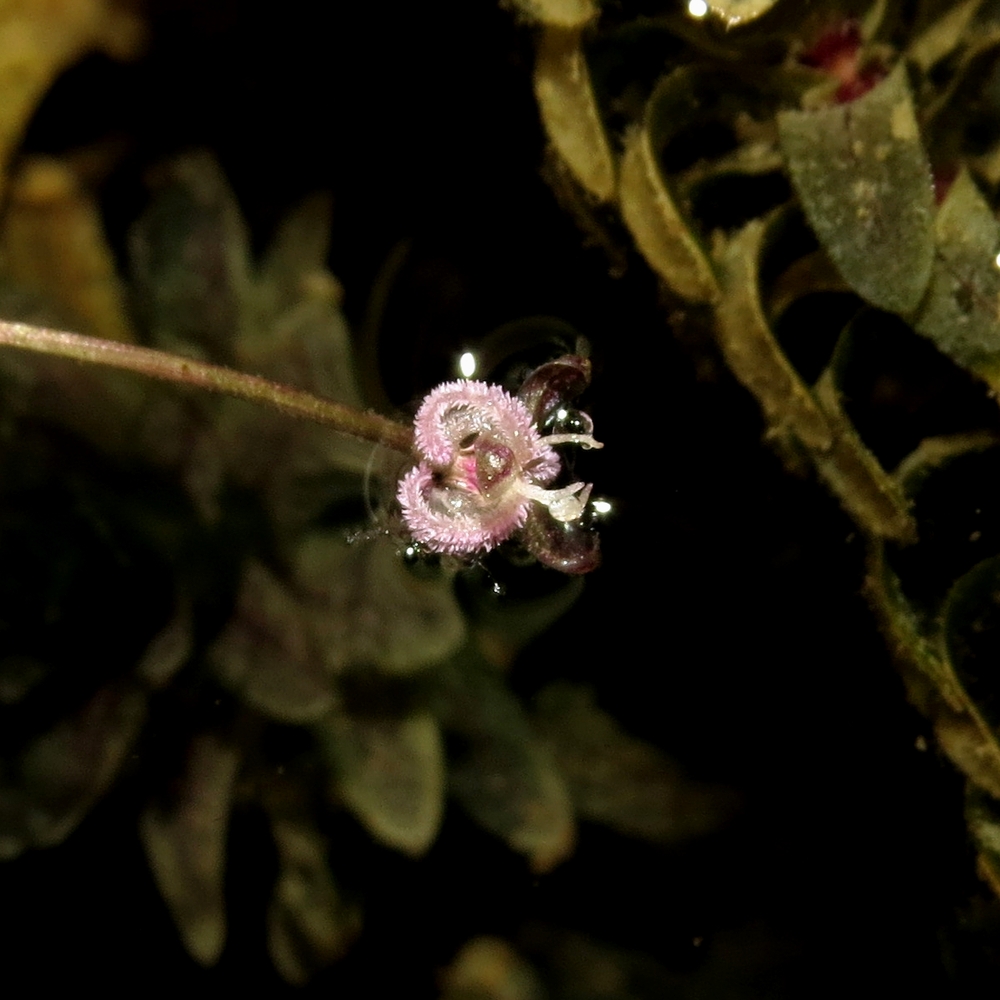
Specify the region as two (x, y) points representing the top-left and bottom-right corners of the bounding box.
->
(0, 320), (414, 455)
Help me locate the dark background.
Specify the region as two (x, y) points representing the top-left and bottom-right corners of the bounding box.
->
(0, 2), (989, 995)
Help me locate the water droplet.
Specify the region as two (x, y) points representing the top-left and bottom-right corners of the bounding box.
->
(541, 406), (593, 438)
(401, 541), (442, 579)
(458, 351), (477, 378)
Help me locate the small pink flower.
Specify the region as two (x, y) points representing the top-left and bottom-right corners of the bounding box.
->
(398, 379), (601, 556)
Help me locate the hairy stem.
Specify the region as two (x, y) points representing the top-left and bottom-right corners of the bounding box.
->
(0, 320), (415, 455)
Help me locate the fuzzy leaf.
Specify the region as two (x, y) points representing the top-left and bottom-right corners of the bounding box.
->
(717, 211), (915, 541)
(907, 0), (983, 70)
(914, 170), (1000, 376)
(778, 65), (935, 314)
(215, 191), (373, 523)
(0, 681), (147, 856)
(510, 0), (597, 29)
(698, 0), (781, 28)
(967, 784), (1000, 901)
(140, 732), (241, 967)
(0, 156), (134, 342)
(0, 655), (47, 706)
(210, 560), (337, 723)
(523, 922), (791, 1000)
(713, 216), (832, 450)
(866, 436), (1000, 799)
(812, 317), (916, 542)
(135, 602), (193, 690)
(433, 654), (575, 873)
(533, 683), (739, 843)
(534, 26), (615, 202)
(293, 533), (467, 675)
(619, 69), (725, 303)
(128, 151), (254, 358)
(208, 399), (371, 533)
(0, 0), (143, 201)
(268, 816), (361, 985)
(317, 709), (444, 856)
(942, 554), (1000, 738)
(213, 535), (466, 718)
(129, 164), (371, 522)
(441, 937), (546, 1000)
(465, 574), (584, 668)
(248, 192), (365, 409)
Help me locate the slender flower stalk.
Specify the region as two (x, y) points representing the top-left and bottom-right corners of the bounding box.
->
(0, 319), (414, 455)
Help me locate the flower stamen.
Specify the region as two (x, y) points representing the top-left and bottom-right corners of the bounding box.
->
(518, 481), (593, 522)
(542, 433), (604, 450)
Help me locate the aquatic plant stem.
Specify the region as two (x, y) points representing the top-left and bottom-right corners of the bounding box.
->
(0, 320), (415, 455)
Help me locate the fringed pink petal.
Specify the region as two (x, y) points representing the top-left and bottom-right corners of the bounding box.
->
(397, 462), (530, 555)
(413, 380), (550, 469)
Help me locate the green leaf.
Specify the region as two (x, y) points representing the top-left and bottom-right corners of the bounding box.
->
(534, 26), (615, 202)
(921, 29), (1000, 170)
(869, 543), (1000, 800)
(463, 572), (584, 668)
(778, 65), (935, 314)
(716, 210), (915, 541)
(0, 654), (47, 705)
(441, 937), (545, 1000)
(267, 815), (361, 985)
(204, 397), (371, 532)
(433, 654), (575, 873)
(0, 156), (135, 344)
(697, 0), (780, 29)
(865, 435), (1000, 799)
(907, 0), (983, 71)
(0, 681), (147, 855)
(189, 190), (371, 527)
(140, 732), (241, 967)
(715, 213), (833, 449)
(619, 68), (731, 303)
(134, 601), (192, 690)
(292, 533), (467, 675)
(914, 170), (1000, 377)
(212, 535), (466, 718)
(248, 192), (365, 410)
(866, 530), (963, 703)
(942, 554), (1000, 737)
(967, 784), (1000, 900)
(812, 316), (916, 542)
(510, 0), (597, 28)
(317, 709), (444, 856)
(533, 683), (739, 843)
(210, 560), (337, 723)
(128, 151), (253, 359)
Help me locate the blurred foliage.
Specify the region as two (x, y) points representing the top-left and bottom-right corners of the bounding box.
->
(0, 1), (735, 986)
(436, 923), (800, 1000)
(518, 0), (1000, 929)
